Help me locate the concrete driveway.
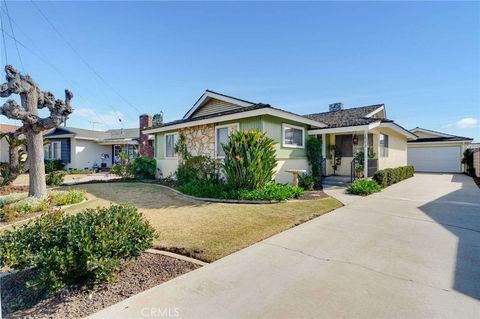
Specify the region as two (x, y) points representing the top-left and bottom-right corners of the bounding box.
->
(90, 173), (480, 319)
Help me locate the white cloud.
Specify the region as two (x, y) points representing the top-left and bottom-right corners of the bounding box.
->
(446, 118), (480, 129)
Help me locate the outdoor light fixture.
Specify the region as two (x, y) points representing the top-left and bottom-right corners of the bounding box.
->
(353, 135), (359, 145)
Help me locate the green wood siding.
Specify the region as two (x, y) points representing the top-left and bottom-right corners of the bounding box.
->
(219, 116), (263, 131)
(261, 115), (307, 159)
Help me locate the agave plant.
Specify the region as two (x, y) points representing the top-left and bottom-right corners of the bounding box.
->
(222, 130), (277, 190)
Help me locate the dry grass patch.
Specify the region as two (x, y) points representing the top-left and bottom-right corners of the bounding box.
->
(63, 183), (343, 262)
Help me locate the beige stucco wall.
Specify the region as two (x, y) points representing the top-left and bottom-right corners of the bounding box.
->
(156, 159), (178, 178)
(275, 159), (309, 184)
(374, 127), (408, 170)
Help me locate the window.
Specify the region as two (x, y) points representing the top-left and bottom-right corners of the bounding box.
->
(379, 134), (389, 157)
(215, 124), (239, 158)
(335, 134), (353, 157)
(44, 141), (61, 160)
(282, 124), (305, 148)
(354, 134), (374, 156)
(165, 133), (178, 158)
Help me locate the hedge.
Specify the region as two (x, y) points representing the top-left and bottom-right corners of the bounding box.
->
(372, 165), (414, 188)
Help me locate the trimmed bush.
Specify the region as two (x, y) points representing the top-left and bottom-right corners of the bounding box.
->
(131, 157), (157, 180)
(44, 160), (66, 173)
(222, 130), (277, 190)
(46, 170), (66, 186)
(110, 163), (134, 179)
(237, 183), (304, 201)
(347, 179), (381, 195)
(176, 155), (220, 185)
(372, 165), (414, 188)
(298, 173), (316, 191)
(49, 189), (86, 206)
(0, 205), (156, 294)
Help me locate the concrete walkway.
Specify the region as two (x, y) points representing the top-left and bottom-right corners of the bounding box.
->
(90, 173), (480, 319)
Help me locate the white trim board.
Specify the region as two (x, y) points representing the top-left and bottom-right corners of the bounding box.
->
(144, 108), (327, 134)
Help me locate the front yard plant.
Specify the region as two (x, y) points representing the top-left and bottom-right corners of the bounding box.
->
(46, 170), (66, 186)
(0, 204), (156, 294)
(298, 173), (316, 191)
(373, 165), (414, 188)
(49, 189), (86, 206)
(347, 178), (381, 195)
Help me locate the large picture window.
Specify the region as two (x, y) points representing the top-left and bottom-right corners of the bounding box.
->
(282, 124), (305, 148)
(165, 133), (178, 158)
(44, 141), (61, 160)
(379, 134), (389, 157)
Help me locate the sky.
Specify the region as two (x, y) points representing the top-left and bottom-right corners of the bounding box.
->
(0, 1), (479, 141)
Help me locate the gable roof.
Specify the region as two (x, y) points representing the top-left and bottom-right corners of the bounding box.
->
(408, 127), (472, 143)
(183, 90), (256, 119)
(304, 104), (385, 128)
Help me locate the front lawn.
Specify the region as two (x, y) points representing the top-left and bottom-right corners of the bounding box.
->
(66, 183), (342, 262)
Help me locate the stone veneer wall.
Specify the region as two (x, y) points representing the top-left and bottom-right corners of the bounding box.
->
(179, 124), (216, 157)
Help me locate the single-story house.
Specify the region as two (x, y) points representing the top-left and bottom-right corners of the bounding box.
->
(0, 123), (20, 163)
(43, 115), (154, 170)
(407, 127), (473, 173)
(143, 90), (417, 183)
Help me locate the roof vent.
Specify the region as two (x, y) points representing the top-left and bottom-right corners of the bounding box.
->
(329, 102), (343, 112)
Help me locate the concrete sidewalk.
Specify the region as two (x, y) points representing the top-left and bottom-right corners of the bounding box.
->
(89, 173), (480, 319)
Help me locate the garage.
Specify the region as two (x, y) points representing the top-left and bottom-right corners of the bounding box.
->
(407, 127), (472, 173)
(408, 146), (461, 173)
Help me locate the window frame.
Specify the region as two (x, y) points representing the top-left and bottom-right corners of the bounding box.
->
(164, 132), (179, 159)
(44, 141), (62, 160)
(215, 123), (239, 159)
(282, 123), (305, 149)
(379, 133), (389, 157)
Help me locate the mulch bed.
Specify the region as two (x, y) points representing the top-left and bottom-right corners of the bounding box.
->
(1, 252), (199, 319)
(0, 185), (28, 196)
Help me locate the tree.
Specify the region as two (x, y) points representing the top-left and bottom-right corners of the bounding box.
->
(0, 65), (73, 197)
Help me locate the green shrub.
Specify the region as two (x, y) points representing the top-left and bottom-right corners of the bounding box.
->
(1, 196), (49, 221)
(373, 165), (414, 188)
(177, 180), (235, 199)
(462, 149), (474, 176)
(0, 193), (26, 208)
(298, 173), (316, 191)
(46, 170), (66, 186)
(49, 189), (86, 206)
(178, 180), (303, 201)
(110, 163), (134, 179)
(347, 179), (381, 195)
(306, 136), (322, 185)
(131, 157), (157, 179)
(176, 155), (221, 185)
(68, 168), (90, 174)
(222, 130), (277, 190)
(0, 205), (156, 294)
(44, 160), (66, 173)
(237, 183), (304, 201)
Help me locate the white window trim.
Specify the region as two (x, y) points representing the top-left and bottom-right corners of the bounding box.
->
(164, 132), (179, 159)
(282, 123), (305, 149)
(215, 123), (240, 159)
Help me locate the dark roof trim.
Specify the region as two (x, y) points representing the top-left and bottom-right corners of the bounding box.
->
(408, 137), (473, 143)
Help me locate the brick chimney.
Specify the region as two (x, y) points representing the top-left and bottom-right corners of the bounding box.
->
(139, 114), (154, 157)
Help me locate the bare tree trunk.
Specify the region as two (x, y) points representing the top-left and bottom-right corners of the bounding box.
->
(26, 130), (47, 197)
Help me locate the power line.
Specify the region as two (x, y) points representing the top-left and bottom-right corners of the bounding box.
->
(0, 4), (8, 64)
(29, 0), (143, 115)
(2, 0), (24, 72)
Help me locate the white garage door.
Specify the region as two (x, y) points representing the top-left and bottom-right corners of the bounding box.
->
(408, 146), (461, 173)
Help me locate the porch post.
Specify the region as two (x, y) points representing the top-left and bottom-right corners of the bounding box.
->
(364, 130), (368, 178)
(321, 134), (326, 160)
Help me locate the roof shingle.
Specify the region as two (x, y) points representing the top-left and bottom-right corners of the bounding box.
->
(304, 104), (384, 128)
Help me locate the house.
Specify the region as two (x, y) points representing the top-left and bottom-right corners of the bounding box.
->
(407, 127), (473, 173)
(43, 115), (154, 170)
(0, 123), (20, 163)
(143, 90), (416, 183)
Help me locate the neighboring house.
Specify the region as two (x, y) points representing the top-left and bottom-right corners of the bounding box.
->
(407, 127), (473, 173)
(0, 123), (20, 163)
(143, 90), (416, 183)
(43, 115), (154, 170)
